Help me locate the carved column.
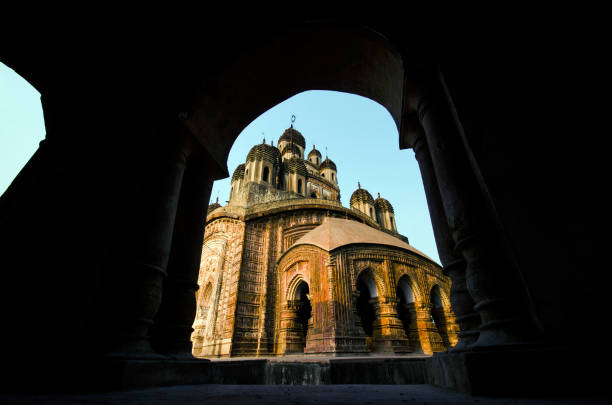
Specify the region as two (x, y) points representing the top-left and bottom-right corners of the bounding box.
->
(375, 297), (412, 353)
(107, 133), (190, 359)
(415, 303), (445, 355)
(444, 308), (460, 347)
(278, 301), (305, 354)
(432, 307), (451, 348)
(370, 299), (384, 352)
(406, 73), (541, 349)
(404, 113), (480, 351)
(401, 303), (424, 353)
(151, 147), (214, 359)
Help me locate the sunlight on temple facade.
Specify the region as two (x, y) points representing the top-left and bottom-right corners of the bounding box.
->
(191, 125), (458, 357)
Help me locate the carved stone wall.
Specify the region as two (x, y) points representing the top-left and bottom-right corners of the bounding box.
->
(191, 218), (245, 357)
(192, 206), (457, 357)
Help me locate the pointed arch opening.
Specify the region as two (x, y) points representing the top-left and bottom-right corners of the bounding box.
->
(397, 275), (422, 353)
(295, 281), (312, 345)
(431, 285), (451, 349)
(356, 270), (378, 351)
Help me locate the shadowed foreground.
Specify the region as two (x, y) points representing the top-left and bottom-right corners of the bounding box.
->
(2, 385), (608, 405)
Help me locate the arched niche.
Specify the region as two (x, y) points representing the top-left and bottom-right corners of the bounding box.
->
(294, 281), (312, 344)
(396, 275), (422, 353)
(430, 284), (451, 348)
(356, 270), (379, 350)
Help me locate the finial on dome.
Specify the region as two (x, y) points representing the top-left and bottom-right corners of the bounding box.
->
(313, 144), (316, 150)
(358, 181), (361, 189)
(262, 137), (266, 144)
(216, 196), (219, 204)
(378, 192), (380, 198)
(291, 114), (296, 128)
(271, 140), (274, 146)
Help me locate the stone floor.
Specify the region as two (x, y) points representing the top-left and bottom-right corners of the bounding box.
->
(2, 385), (608, 404)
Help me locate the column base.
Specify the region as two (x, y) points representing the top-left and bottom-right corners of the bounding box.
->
(426, 346), (607, 396)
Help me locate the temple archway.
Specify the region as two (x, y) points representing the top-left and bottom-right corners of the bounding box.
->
(430, 285), (450, 349)
(295, 281), (312, 347)
(397, 275), (423, 353)
(356, 270), (379, 352)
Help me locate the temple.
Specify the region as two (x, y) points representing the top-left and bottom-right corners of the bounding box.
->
(192, 126), (458, 357)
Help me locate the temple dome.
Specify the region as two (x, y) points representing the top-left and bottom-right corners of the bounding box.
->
(231, 163), (245, 181)
(319, 157), (336, 171)
(281, 143), (302, 157)
(246, 142), (281, 165)
(350, 186), (374, 206)
(308, 145), (322, 160)
(290, 218), (433, 262)
(278, 127), (306, 149)
(282, 156), (308, 177)
(207, 197), (221, 214)
(374, 193), (394, 213)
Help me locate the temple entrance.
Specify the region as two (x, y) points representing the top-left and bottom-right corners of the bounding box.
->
(397, 276), (422, 352)
(356, 272), (378, 351)
(430, 285), (450, 348)
(295, 281), (312, 345)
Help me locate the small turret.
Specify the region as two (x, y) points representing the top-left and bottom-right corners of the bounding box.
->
(350, 182), (376, 219)
(308, 145), (322, 166)
(207, 197), (221, 215)
(319, 157), (337, 184)
(281, 156), (308, 196)
(245, 140), (281, 186)
(229, 164), (246, 203)
(374, 192), (397, 232)
(278, 126), (305, 159)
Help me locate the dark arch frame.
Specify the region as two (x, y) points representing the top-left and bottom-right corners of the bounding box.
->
(0, 18), (571, 396)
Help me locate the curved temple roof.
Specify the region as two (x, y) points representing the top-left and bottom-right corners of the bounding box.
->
(291, 217), (435, 263)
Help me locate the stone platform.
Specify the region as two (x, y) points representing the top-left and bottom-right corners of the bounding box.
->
(208, 355), (429, 385)
(426, 347), (608, 396)
(85, 355), (429, 391)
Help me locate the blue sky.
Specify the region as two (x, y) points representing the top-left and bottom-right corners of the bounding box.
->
(0, 62), (440, 263)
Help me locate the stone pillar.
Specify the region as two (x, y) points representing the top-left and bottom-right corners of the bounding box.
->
(415, 303), (445, 355)
(406, 74), (541, 349)
(374, 297), (412, 353)
(432, 307), (451, 348)
(401, 303), (424, 353)
(277, 301), (305, 354)
(151, 148), (214, 359)
(370, 299), (384, 352)
(403, 113), (480, 351)
(442, 307), (460, 348)
(107, 134), (190, 359)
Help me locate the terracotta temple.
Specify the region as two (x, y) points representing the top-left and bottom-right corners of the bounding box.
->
(191, 126), (458, 357)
